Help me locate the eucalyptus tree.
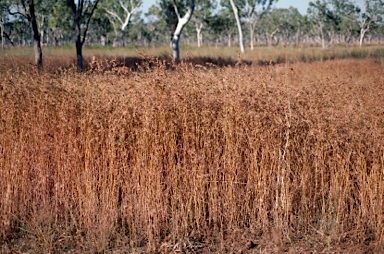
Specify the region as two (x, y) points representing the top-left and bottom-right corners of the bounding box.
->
(320, 1), (341, 45)
(242, 0), (277, 50)
(66, 0), (100, 71)
(227, 0), (245, 53)
(371, 18), (384, 42)
(320, 0), (360, 45)
(307, 0), (369, 46)
(25, 0), (41, 67)
(7, 0), (42, 69)
(222, 0), (277, 53)
(155, 0), (195, 61)
(171, 0), (195, 60)
(144, 4), (169, 44)
(88, 4), (114, 45)
(101, 0), (142, 46)
(192, 0), (216, 47)
(257, 8), (280, 46)
(258, 7), (304, 46)
(287, 7), (305, 45)
(308, 0), (330, 48)
(33, 0), (55, 45)
(127, 13), (152, 45)
(326, 0), (359, 43)
(48, 1), (73, 45)
(0, 2), (7, 49)
(357, 0), (384, 47)
(209, 8), (236, 47)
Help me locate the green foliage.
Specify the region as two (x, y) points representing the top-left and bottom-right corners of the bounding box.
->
(209, 8), (235, 37)
(0, 0), (383, 49)
(49, 0), (72, 38)
(258, 7), (304, 45)
(158, 0), (181, 33)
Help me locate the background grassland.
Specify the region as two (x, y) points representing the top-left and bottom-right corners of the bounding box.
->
(0, 54), (384, 253)
(2, 44), (384, 65)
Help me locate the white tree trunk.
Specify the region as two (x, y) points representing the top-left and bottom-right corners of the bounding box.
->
(249, 23), (254, 50)
(39, 15), (45, 45)
(120, 12), (131, 46)
(105, 0), (138, 47)
(196, 23), (203, 48)
(360, 28), (366, 47)
(358, 16), (374, 48)
(229, 0), (245, 54)
(171, 0), (195, 61)
(359, 24), (371, 47)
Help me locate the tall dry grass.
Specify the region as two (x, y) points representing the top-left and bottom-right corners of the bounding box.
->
(0, 56), (383, 252)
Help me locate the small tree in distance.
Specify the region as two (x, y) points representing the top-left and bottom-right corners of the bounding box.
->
(7, 0), (43, 70)
(358, 0), (384, 47)
(228, 0), (245, 53)
(102, 0), (142, 47)
(192, 0), (216, 48)
(170, 0), (195, 61)
(67, 0), (99, 71)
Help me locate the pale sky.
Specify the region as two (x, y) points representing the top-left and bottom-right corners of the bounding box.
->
(140, 0), (312, 15)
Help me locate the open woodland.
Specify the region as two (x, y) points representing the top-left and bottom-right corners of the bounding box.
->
(0, 46), (383, 253)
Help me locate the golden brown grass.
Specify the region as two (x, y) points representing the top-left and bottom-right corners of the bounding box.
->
(2, 44), (384, 64)
(0, 56), (384, 253)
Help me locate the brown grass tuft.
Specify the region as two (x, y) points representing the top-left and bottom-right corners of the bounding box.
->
(1, 56), (383, 253)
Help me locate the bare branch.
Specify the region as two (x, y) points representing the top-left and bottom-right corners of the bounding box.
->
(81, 0), (99, 46)
(78, 0), (84, 17)
(130, 0), (142, 10)
(172, 0), (181, 20)
(130, 0), (141, 14)
(105, 13), (118, 35)
(122, 12), (131, 30)
(119, 0), (129, 14)
(8, 9), (26, 17)
(259, 0), (273, 20)
(20, 0), (29, 19)
(105, 8), (124, 26)
(67, 0), (77, 19)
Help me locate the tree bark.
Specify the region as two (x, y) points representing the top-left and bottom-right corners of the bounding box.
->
(28, 0), (42, 70)
(105, 1), (136, 47)
(249, 23), (254, 50)
(229, 0), (245, 54)
(74, 11), (83, 70)
(359, 24), (371, 47)
(1, 16), (4, 50)
(171, 0), (195, 61)
(75, 29), (83, 71)
(67, 0), (99, 71)
(121, 29), (125, 47)
(195, 23), (203, 48)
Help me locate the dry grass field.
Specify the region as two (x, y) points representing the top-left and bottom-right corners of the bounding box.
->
(0, 52), (384, 253)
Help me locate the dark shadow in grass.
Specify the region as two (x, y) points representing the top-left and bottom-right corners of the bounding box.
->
(83, 55), (253, 73)
(183, 56), (252, 67)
